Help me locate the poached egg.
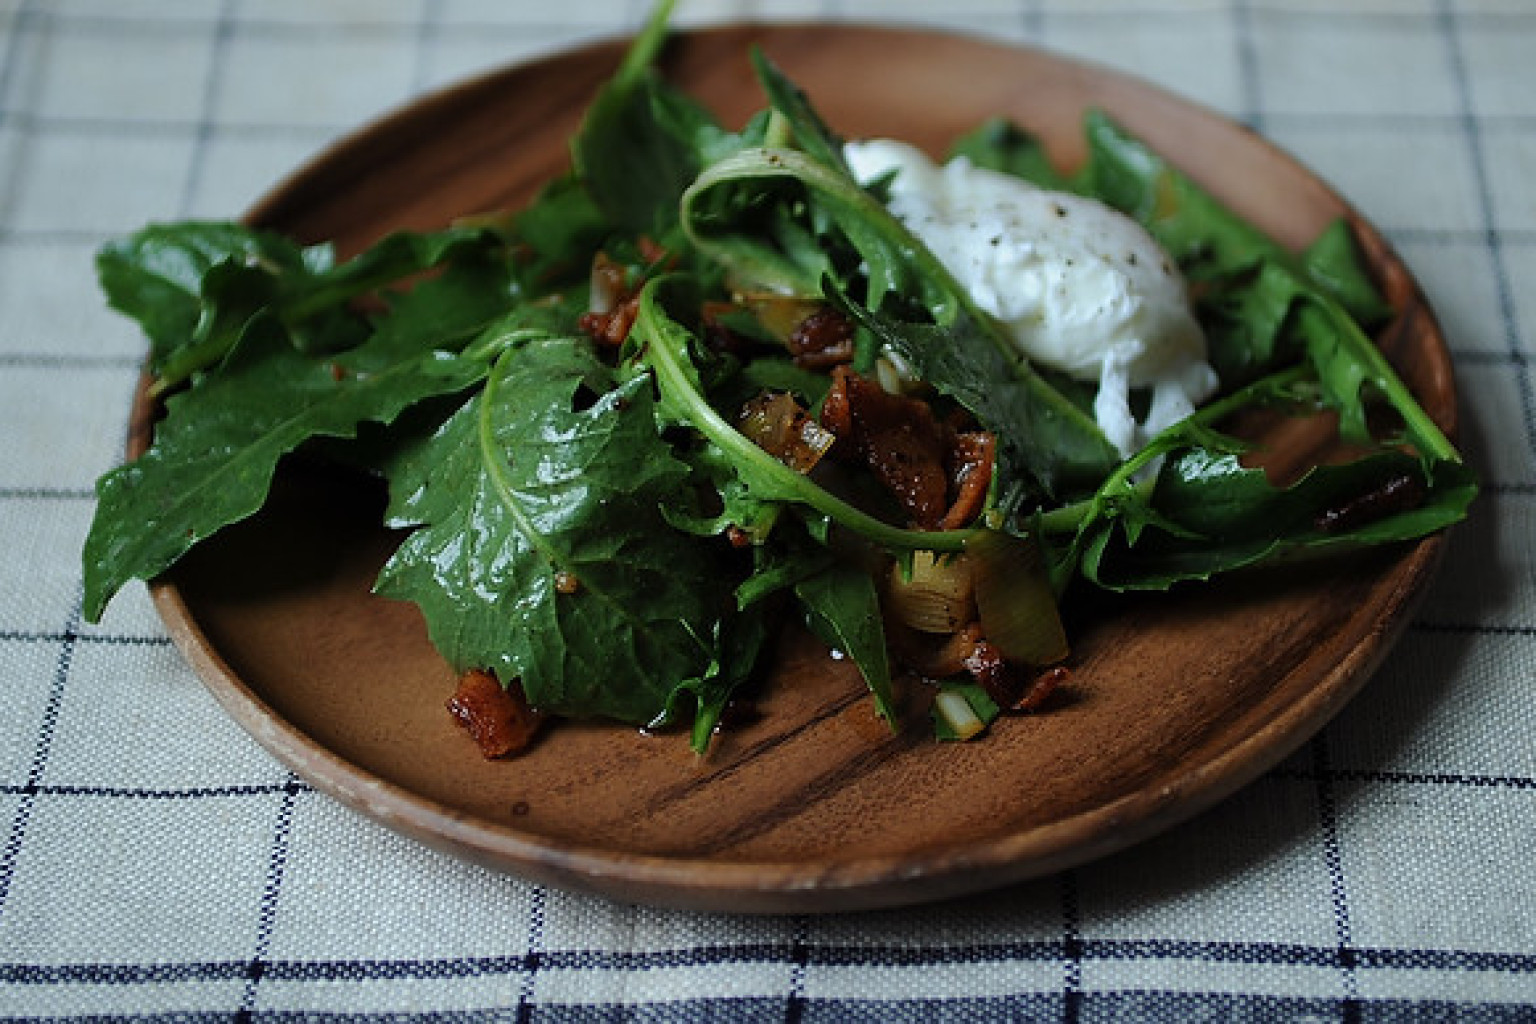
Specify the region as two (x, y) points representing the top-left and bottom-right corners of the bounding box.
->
(843, 138), (1217, 459)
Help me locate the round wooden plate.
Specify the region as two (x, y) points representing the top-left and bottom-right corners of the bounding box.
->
(141, 24), (1458, 913)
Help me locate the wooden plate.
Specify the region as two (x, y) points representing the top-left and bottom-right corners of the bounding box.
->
(140, 24), (1458, 913)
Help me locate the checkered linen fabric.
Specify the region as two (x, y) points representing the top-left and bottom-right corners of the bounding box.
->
(1, 1), (1532, 1019)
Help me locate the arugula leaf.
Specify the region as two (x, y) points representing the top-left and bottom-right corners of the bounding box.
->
(830, 286), (1121, 501)
(375, 333), (729, 725)
(97, 221), (510, 395)
(1301, 219), (1394, 328)
(505, 173), (610, 292)
(277, 227), (508, 326)
(794, 561), (896, 724)
(681, 146), (1117, 500)
(1194, 258), (1305, 386)
(97, 222), (316, 388)
(946, 116), (1075, 192)
(1082, 109), (1389, 328)
(570, 0), (724, 235)
(1040, 367), (1477, 592)
(81, 315), (487, 623)
(667, 600), (775, 753)
(1078, 447), (1475, 590)
(749, 48), (850, 174)
(628, 276), (975, 554)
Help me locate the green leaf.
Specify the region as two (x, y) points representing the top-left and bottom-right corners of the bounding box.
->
(749, 47), (850, 174)
(681, 146), (1116, 501)
(1196, 258), (1305, 386)
(278, 226), (507, 326)
(1082, 109), (1389, 327)
(628, 276), (974, 555)
(375, 334), (729, 725)
(1042, 368), (1477, 592)
(506, 172), (611, 292)
(1300, 218), (1394, 329)
(669, 602), (775, 753)
(570, 0), (722, 234)
(81, 315), (486, 623)
(795, 561), (897, 724)
(97, 220), (511, 394)
(945, 117), (1073, 191)
(96, 222), (315, 385)
(1078, 446), (1473, 590)
(830, 286), (1120, 502)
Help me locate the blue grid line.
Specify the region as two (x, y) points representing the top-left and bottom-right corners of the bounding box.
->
(4, 223), (1527, 247)
(515, 886), (548, 1024)
(0, 1), (34, 120)
(0, 587), (81, 930)
(1022, 0), (1045, 40)
(783, 914), (812, 1024)
(0, 782), (301, 801)
(0, 353), (143, 369)
(7, 3), (1536, 43)
(237, 776), (302, 1020)
(0, 486), (97, 500)
(2, 938), (1532, 987)
(177, 0), (238, 226)
(1310, 732), (1363, 1016)
(0, 762), (1529, 806)
(1060, 870), (1084, 1024)
(0, 0), (42, 234)
(410, 0), (445, 95)
(17, 109), (1536, 136)
(0, 630), (170, 644)
(0, 113), (344, 139)
(1232, 0), (1264, 132)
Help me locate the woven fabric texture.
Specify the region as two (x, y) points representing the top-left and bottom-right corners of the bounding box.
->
(1, 0), (1532, 1019)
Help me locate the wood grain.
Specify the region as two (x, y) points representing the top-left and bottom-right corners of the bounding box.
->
(144, 24), (1457, 913)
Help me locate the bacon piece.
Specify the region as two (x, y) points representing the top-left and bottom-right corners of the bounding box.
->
(578, 245), (673, 348)
(700, 301), (752, 357)
(961, 636), (1024, 708)
(786, 307), (856, 369)
(1014, 665), (1070, 712)
(446, 669), (544, 759)
(1315, 472), (1426, 533)
(821, 366), (951, 528)
(939, 431), (996, 530)
(578, 293), (640, 347)
(820, 367), (998, 531)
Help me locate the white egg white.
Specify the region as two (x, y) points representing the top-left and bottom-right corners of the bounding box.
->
(843, 138), (1218, 458)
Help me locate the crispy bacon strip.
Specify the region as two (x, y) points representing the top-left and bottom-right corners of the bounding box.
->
(786, 307), (856, 369)
(578, 294), (640, 347)
(446, 669), (544, 759)
(820, 367), (996, 530)
(940, 431), (995, 531)
(578, 242), (675, 348)
(821, 366), (951, 528)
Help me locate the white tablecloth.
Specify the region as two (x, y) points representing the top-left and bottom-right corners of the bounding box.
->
(2, 0), (1532, 1017)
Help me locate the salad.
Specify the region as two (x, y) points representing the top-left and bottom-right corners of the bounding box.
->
(82, 1), (1476, 756)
